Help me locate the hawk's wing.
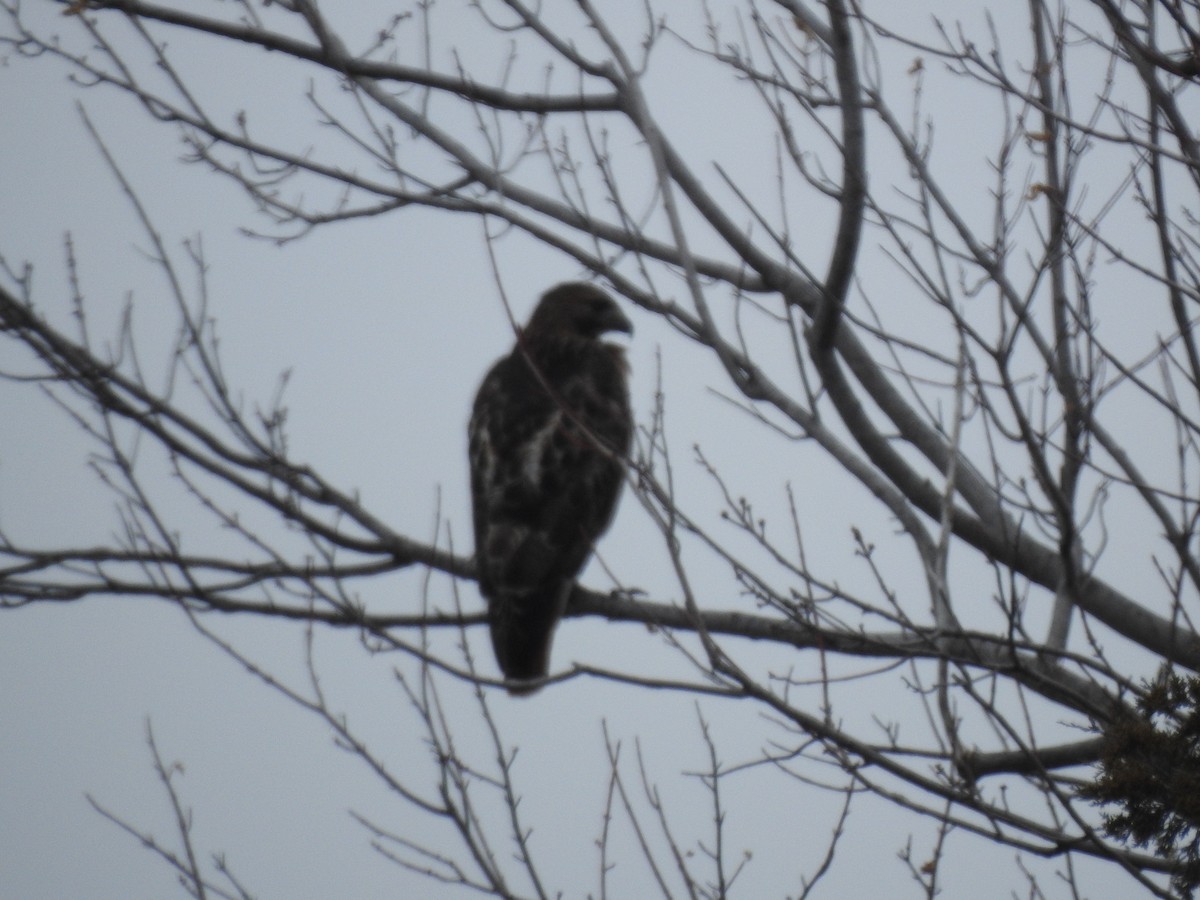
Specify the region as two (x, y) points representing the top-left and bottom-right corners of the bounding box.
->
(469, 339), (630, 693)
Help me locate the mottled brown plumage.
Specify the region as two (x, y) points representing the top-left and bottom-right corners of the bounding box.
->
(468, 283), (633, 695)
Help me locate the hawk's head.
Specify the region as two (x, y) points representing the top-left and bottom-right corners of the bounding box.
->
(524, 282), (633, 342)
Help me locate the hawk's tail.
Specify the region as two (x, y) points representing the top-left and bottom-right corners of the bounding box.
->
(487, 582), (572, 695)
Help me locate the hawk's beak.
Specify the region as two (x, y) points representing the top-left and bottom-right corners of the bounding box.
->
(605, 306), (634, 336)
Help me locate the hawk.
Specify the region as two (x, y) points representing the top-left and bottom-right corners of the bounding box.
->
(468, 282), (633, 695)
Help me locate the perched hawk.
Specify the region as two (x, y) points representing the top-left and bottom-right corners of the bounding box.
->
(468, 283), (633, 695)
